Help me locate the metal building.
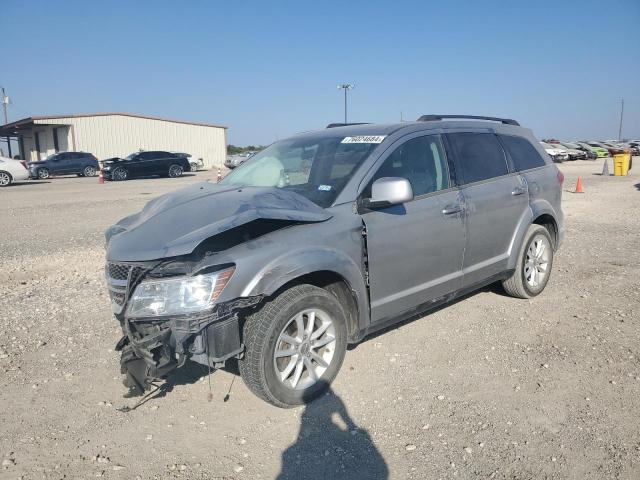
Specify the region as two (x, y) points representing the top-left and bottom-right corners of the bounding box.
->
(0, 112), (227, 169)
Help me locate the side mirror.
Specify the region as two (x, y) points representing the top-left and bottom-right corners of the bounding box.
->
(363, 177), (413, 209)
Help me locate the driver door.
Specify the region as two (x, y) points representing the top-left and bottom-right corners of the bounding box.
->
(360, 133), (466, 324)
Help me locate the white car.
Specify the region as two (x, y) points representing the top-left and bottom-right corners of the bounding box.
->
(0, 156), (30, 187)
(539, 142), (569, 163)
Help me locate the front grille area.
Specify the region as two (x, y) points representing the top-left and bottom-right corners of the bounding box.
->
(108, 263), (131, 280)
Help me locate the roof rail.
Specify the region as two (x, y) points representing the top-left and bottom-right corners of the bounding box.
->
(416, 115), (520, 126)
(326, 122), (371, 128)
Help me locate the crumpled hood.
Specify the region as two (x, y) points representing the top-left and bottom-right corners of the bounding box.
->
(105, 182), (332, 262)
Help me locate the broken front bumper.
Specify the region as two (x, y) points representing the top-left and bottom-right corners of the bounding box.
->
(116, 310), (244, 394)
(106, 262), (260, 395)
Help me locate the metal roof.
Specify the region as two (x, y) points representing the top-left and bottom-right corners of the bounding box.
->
(0, 112), (227, 136)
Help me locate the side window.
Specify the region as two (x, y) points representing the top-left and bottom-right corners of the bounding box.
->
(140, 152), (158, 160)
(448, 133), (508, 184)
(499, 135), (546, 171)
(368, 135), (449, 197)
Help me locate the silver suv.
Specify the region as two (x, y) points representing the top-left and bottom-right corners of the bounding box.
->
(105, 115), (564, 407)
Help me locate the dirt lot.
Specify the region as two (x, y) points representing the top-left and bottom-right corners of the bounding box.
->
(1, 160), (639, 480)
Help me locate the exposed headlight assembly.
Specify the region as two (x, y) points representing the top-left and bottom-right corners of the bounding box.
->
(127, 267), (235, 318)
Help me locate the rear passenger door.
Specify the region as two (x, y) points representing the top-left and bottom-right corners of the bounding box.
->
(65, 153), (82, 173)
(446, 132), (529, 287)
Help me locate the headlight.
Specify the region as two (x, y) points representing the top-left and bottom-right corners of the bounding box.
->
(127, 267), (234, 318)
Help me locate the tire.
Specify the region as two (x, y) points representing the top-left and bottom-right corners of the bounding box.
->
(239, 284), (348, 408)
(168, 164), (183, 178)
(37, 168), (50, 179)
(502, 224), (554, 299)
(112, 167), (128, 181)
(83, 165), (97, 177)
(0, 171), (12, 187)
(190, 162), (198, 172)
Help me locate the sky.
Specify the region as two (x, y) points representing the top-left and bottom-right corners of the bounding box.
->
(1, 0), (639, 146)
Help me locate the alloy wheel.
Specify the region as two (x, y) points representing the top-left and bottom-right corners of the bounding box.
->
(524, 234), (551, 288)
(84, 166), (96, 176)
(0, 172), (11, 186)
(113, 167), (127, 181)
(273, 308), (337, 390)
(169, 165), (183, 178)
(38, 169), (49, 179)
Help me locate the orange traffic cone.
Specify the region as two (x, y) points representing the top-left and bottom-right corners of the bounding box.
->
(217, 167), (222, 183)
(98, 169), (104, 184)
(574, 176), (583, 193)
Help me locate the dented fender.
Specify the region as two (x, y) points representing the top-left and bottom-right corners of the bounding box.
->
(242, 247), (369, 332)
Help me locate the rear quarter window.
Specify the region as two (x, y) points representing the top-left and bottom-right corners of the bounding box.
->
(499, 135), (546, 171)
(447, 133), (508, 184)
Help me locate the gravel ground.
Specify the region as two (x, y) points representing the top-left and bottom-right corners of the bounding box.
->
(1, 160), (639, 480)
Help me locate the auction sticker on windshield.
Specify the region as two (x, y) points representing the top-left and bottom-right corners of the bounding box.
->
(341, 136), (386, 144)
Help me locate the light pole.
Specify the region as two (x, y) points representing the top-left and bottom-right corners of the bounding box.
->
(618, 98), (624, 141)
(337, 83), (354, 124)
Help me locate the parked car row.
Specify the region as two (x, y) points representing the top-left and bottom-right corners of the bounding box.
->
(539, 139), (640, 162)
(224, 151), (256, 169)
(0, 150), (203, 185)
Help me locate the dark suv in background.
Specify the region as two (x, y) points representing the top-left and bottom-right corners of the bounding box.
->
(102, 151), (191, 181)
(28, 152), (99, 179)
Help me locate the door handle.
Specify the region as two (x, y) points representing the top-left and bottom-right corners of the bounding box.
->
(442, 204), (463, 215)
(511, 186), (526, 196)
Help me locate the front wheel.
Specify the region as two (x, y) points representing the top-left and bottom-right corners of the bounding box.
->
(190, 162), (199, 172)
(112, 167), (128, 181)
(239, 284), (348, 407)
(37, 168), (50, 179)
(502, 224), (554, 299)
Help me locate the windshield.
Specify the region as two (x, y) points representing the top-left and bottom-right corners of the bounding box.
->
(125, 153), (138, 160)
(221, 135), (380, 207)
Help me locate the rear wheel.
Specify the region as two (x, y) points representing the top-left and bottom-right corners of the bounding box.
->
(168, 164), (183, 178)
(502, 224), (554, 299)
(37, 168), (50, 179)
(83, 165), (97, 177)
(239, 284), (348, 408)
(112, 167), (128, 181)
(190, 162), (198, 172)
(0, 171), (12, 187)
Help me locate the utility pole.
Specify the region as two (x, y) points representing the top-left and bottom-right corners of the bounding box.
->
(1, 87), (11, 157)
(337, 83), (354, 124)
(618, 98), (624, 141)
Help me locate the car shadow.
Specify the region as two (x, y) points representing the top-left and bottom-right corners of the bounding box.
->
(352, 282), (502, 347)
(9, 181), (51, 187)
(277, 382), (388, 480)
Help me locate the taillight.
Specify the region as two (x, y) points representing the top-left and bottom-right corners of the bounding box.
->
(20, 161), (28, 170)
(557, 169), (564, 185)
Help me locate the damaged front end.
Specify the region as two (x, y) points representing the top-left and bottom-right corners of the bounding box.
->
(104, 182), (334, 396)
(106, 260), (260, 395)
